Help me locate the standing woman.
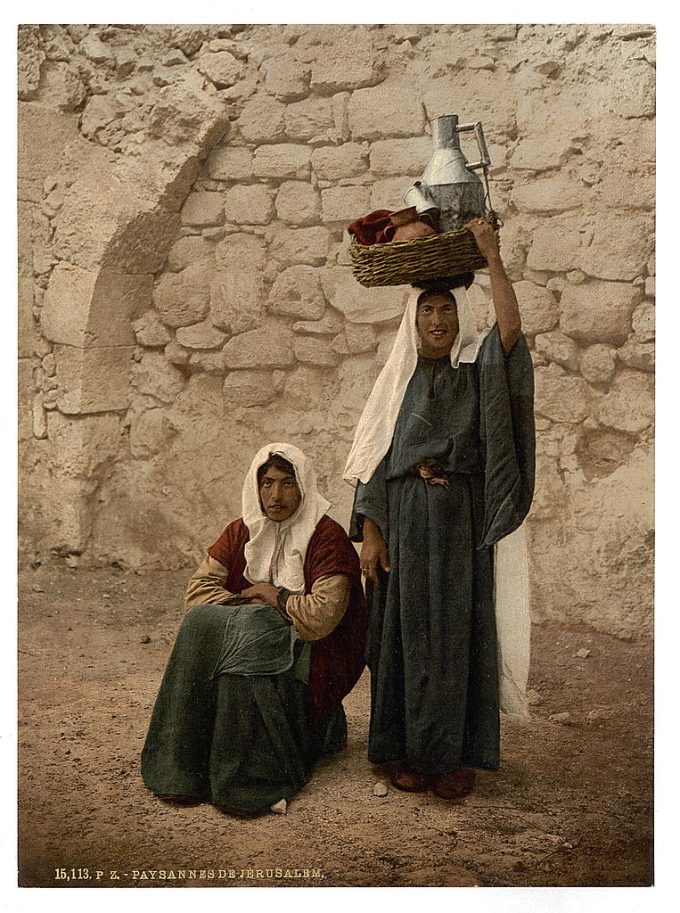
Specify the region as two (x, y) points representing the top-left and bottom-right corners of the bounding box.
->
(344, 220), (535, 800)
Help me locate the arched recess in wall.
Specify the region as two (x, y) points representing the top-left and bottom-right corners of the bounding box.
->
(33, 75), (231, 558)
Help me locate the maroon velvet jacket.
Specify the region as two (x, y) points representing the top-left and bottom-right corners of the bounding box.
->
(207, 514), (367, 729)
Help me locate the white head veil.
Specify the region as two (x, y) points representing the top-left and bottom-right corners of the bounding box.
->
(242, 442), (330, 594)
(343, 285), (485, 484)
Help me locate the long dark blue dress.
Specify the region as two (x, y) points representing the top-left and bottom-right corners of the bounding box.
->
(351, 325), (535, 775)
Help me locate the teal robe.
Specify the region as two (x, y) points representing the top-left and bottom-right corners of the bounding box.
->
(352, 325), (535, 775)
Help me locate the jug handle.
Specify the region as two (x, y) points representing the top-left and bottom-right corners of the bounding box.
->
(456, 121), (491, 171)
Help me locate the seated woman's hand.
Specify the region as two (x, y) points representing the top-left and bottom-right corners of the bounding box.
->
(241, 583), (280, 608)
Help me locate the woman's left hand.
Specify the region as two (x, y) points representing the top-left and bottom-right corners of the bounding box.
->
(241, 584), (279, 607)
(464, 218), (500, 261)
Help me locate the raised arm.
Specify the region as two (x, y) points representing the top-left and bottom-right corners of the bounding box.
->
(465, 218), (521, 354)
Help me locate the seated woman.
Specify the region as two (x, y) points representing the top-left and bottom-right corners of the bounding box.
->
(141, 443), (367, 816)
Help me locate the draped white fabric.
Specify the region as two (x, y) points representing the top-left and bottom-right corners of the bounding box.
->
(241, 442), (330, 594)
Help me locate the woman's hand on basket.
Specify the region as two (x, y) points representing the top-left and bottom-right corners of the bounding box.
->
(464, 218), (500, 262)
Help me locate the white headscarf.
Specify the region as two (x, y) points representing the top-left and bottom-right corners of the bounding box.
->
(343, 285), (485, 485)
(242, 442), (330, 594)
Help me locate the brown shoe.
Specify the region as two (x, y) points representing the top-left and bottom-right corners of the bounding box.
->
(431, 768), (476, 802)
(390, 765), (430, 792)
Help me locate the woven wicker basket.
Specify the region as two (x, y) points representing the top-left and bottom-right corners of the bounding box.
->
(349, 215), (499, 288)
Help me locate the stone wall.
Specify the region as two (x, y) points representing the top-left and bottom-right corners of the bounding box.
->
(18, 23), (655, 637)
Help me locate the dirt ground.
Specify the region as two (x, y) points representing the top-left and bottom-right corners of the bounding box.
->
(17, 563), (653, 889)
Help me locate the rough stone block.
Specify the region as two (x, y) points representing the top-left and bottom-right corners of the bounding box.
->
(175, 320), (227, 349)
(534, 363), (593, 424)
(579, 214), (655, 282)
(164, 340), (191, 366)
(616, 340), (655, 373)
(207, 146), (254, 182)
(214, 233), (267, 272)
(196, 50), (246, 88)
(132, 311), (172, 348)
(560, 282), (640, 345)
(293, 336), (340, 367)
(310, 45), (384, 94)
(223, 370), (277, 405)
(269, 267), (326, 320)
(534, 331), (580, 372)
(39, 61), (87, 112)
(631, 302), (655, 343)
(275, 181), (321, 225)
(223, 322), (296, 370)
(598, 370), (654, 434)
(222, 184), (274, 224)
(349, 84), (426, 140)
(292, 311), (343, 339)
(147, 69), (230, 148)
(579, 344), (617, 387)
(509, 134), (578, 171)
(210, 271), (266, 335)
(18, 103), (80, 182)
(526, 218), (586, 273)
(344, 323), (378, 354)
(322, 186), (372, 223)
(32, 395), (48, 439)
(310, 144), (369, 181)
(153, 266), (211, 329)
(54, 344), (134, 413)
(324, 269), (407, 324)
(252, 144), (311, 180)
(512, 174), (584, 214)
(270, 227), (330, 266)
(166, 237), (214, 272)
(369, 137), (432, 176)
(189, 351), (227, 373)
(80, 94), (125, 140)
(513, 280), (559, 336)
(609, 58), (656, 119)
(181, 191), (225, 228)
(285, 97), (336, 142)
(42, 264), (153, 347)
(238, 94), (287, 143)
(261, 56), (311, 101)
(130, 351), (187, 404)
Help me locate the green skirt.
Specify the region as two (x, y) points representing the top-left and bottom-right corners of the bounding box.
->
(141, 603), (346, 814)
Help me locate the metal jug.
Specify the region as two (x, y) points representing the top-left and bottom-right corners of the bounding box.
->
(404, 115), (493, 233)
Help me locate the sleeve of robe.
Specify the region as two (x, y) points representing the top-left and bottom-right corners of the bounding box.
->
(285, 574), (351, 641)
(184, 555), (235, 609)
(184, 551), (351, 642)
(349, 456), (389, 545)
(477, 324), (535, 547)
